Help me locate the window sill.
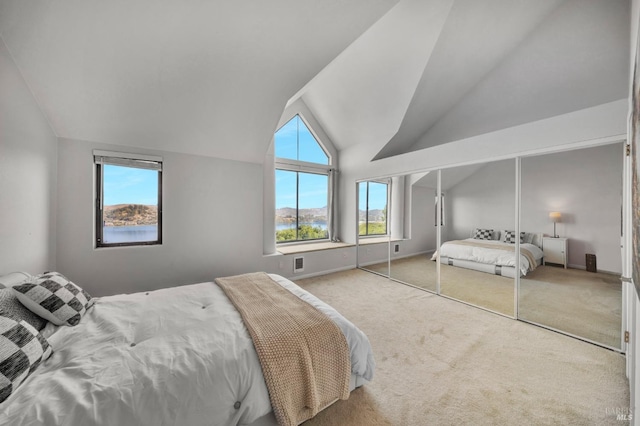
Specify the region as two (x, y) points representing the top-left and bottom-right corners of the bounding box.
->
(277, 241), (354, 255)
(357, 236), (402, 245)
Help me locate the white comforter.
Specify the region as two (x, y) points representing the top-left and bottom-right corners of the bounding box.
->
(0, 274), (375, 426)
(433, 238), (544, 276)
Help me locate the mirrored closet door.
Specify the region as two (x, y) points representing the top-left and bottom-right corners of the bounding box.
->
(518, 143), (624, 349)
(387, 173), (438, 293)
(357, 180), (390, 277)
(438, 160), (516, 317)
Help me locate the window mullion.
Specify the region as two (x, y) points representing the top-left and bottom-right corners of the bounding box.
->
(296, 172), (300, 241)
(366, 182), (370, 236)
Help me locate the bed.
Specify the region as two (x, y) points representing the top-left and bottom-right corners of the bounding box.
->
(0, 271), (375, 426)
(431, 229), (544, 278)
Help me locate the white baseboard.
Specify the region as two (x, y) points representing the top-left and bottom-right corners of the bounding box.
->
(391, 250), (431, 260)
(568, 263), (621, 275)
(290, 265), (356, 280)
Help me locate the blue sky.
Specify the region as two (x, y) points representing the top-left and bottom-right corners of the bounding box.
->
(275, 170), (328, 209)
(359, 181), (387, 211)
(104, 165), (158, 206)
(275, 115), (328, 164)
(275, 115), (330, 209)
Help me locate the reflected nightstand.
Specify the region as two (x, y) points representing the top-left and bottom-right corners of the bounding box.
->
(542, 237), (568, 268)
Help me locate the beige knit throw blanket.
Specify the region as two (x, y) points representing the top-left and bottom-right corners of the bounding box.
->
(215, 272), (351, 426)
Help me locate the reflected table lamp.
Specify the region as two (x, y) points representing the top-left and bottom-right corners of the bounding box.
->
(549, 211), (561, 238)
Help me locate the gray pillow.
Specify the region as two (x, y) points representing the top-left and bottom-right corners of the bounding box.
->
(0, 289), (47, 331)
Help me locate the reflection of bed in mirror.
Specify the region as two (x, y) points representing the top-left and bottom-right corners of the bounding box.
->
(431, 229), (544, 278)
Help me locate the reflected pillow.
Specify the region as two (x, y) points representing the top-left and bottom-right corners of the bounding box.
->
(473, 228), (494, 240)
(502, 230), (525, 244)
(523, 232), (535, 244)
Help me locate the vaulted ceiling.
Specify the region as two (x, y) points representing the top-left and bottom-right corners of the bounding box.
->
(0, 0), (630, 164)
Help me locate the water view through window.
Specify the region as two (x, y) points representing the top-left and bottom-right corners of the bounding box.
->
(102, 164), (159, 244)
(359, 181), (388, 236)
(275, 115), (330, 242)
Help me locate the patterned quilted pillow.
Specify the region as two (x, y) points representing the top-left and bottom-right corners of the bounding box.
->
(0, 289), (46, 331)
(473, 228), (494, 240)
(11, 272), (94, 326)
(0, 314), (53, 403)
(502, 230), (525, 244)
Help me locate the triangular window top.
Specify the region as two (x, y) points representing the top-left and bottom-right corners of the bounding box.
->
(275, 115), (328, 165)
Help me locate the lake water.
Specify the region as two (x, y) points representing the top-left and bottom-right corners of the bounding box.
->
(103, 225), (157, 243)
(276, 222), (327, 231)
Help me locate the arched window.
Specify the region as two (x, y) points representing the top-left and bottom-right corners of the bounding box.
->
(275, 115), (332, 243)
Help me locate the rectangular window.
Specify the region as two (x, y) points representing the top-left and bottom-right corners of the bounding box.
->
(275, 169), (328, 243)
(358, 181), (388, 236)
(94, 151), (162, 247)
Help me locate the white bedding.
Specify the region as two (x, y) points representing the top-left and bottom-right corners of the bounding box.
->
(432, 238), (543, 276)
(0, 274), (374, 426)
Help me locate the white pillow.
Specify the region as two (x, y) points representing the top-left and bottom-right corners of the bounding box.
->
(0, 272), (32, 289)
(11, 272), (94, 326)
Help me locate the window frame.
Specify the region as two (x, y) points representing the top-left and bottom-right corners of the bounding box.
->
(94, 151), (163, 248)
(359, 180), (389, 237)
(275, 168), (330, 243)
(274, 114), (332, 244)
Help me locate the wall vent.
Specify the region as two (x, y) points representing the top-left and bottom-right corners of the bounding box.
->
(294, 256), (304, 273)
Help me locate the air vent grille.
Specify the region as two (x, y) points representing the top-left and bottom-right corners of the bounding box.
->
(294, 256), (304, 273)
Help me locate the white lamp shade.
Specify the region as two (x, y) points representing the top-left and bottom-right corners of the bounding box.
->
(549, 211), (562, 222)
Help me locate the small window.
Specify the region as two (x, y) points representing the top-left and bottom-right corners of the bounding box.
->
(94, 151), (162, 247)
(359, 181), (388, 236)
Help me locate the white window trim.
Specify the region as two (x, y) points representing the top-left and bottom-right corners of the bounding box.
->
(274, 114), (334, 245)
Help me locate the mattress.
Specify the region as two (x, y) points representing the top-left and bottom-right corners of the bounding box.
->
(0, 274), (375, 426)
(433, 238), (544, 276)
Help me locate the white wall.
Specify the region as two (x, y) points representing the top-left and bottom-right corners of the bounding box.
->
(444, 159), (516, 242)
(0, 38), (57, 274)
(392, 184), (437, 258)
(338, 99), (627, 245)
(521, 143), (623, 273)
(628, 0), (640, 423)
(56, 138), (266, 296)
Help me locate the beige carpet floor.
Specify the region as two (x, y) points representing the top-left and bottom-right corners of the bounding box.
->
(520, 267), (622, 348)
(296, 269), (629, 426)
(366, 255), (622, 347)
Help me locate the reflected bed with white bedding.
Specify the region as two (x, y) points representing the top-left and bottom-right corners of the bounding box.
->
(431, 230), (544, 278)
(0, 272), (375, 426)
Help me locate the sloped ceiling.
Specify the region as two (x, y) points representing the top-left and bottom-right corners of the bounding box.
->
(0, 0), (630, 164)
(290, 0), (629, 162)
(0, 0), (398, 163)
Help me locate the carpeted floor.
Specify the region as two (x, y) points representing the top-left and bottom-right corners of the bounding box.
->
(296, 269), (629, 425)
(520, 267), (622, 348)
(365, 255), (622, 347)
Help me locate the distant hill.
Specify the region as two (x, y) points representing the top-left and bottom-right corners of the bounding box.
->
(104, 204), (157, 226)
(359, 209), (385, 222)
(276, 207), (327, 224)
